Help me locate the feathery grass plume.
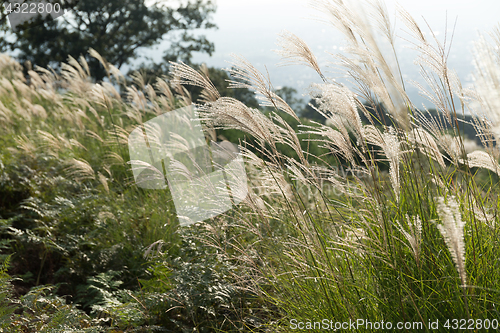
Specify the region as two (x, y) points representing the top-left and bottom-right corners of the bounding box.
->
(169, 62), (220, 103)
(26, 69), (44, 90)
(0, 78), (16, 96)
(37, 130), (64, 155)
(327, 174), (349, 196)
(98, 172), (110, 194)
(395, 215), (422, 266)
(0, 82), (8, 97)
(71, 108), (90, 131)
(69, 139), (87, 151)
(286, 162), (313, 190)
(464, 111), (499, 158)
(33, 65), (60, 92)
(321, 162), (370, 198)
(397, 4), (427, 45)
(67, 55), (89, 80)
(413, 107), (465, 164)
(363, 125), (401, 200)
(130, 70), (147, 91)
(372, 0), (396, 44)
(15, 100), (32, 122)
(226, 54), (299, 121)
(325, 112), (352, 143)
(65, 158), (95, 182)
(302, 124), (356, 165)
(308, 83), (363, 140)
(127, 159), (165, 187)
(244, 189), (269, 215)
(106, 125), (130, 147)
(312, 0), (410, 128)
(144, 84), (158, 108)
(170, 80), (193, 106)
(90, 83), (116, 111)
(1, 0), (498, 326)
(198, 97), (281, 154)
(472, 32), (500, 141)
(29, 104), (47, 120)
(459, 150), (500, 176)
(14, 134), (36, 157)
(399, 4), (467, 129)
(381, 129), (401, 201)
(28, 67), (63, 103)
(61, 61), (92, 95)
(33, 65), (56, 86)
(88, 48), (110, 78)
(275, 30), (326, 81)
(126, 85), (148, 117)
(439, 134), (470, 163)
(0, 100), (12, 126)
(85, 130), (104, 144)
(78, 55), (91, 78)
(154, 78), (176, 111)
(0, 54), (24, 81)
(409, 127), (446, 169)
(21, 99), (43, 123)
(12, 79), (32, 99)
(435, 196), (467, 287)
(101, 82), (121, 101)
(240, 147), (293, 204)
(285, 162), (337, 206)
(104, 152), (125, 166)
(108, 64), (125, 85)
(198, 63), (221, 103)
(271, 113), (308, 166)
(469, 195), (496, 227)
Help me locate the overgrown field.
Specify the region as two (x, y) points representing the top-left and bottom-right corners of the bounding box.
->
(2, 0), (500, 332)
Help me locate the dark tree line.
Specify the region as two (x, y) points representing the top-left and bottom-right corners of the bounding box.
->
(0, 0), (217, 81)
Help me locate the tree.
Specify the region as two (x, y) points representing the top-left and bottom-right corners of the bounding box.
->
(0, 0), (217, 81)
(275, 86), (305, 112)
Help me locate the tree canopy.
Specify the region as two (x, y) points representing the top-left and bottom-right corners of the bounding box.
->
(0, 0), (217, 81)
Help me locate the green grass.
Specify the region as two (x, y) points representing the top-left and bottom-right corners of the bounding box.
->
(1, 1), (500, 331)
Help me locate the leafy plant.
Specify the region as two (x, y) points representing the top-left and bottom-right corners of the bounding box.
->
(0, 255), (16, 331)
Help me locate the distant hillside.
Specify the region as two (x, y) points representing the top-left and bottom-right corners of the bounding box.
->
(360, 103), (481, 144)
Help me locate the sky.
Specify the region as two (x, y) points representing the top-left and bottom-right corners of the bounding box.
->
(137, 0), (500, 108)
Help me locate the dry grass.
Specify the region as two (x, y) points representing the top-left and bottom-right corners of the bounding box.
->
(0, 0), (499, 328)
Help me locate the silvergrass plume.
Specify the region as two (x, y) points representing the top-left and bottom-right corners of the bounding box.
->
(435, 196), (467, 287)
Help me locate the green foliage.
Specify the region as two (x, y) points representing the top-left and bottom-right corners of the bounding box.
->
(0, 51), (271, 331)
(17, 285), (95, 332)
(134, 225), (272, 332)
(76, 271), (149, 329)
(2, 0), (498, 326)
(0, 256), (16, 331)
(275, 86), (305, 112)
(0, 257), (100, 333)
(159, 2), (500, 331)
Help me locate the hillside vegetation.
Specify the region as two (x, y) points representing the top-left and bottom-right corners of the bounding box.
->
(1, 0), (500, 332)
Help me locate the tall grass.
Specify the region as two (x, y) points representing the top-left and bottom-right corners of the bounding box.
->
(1, 0), (500, 331)
(0, 48), (260, 330)
(168, 0), (500, 330)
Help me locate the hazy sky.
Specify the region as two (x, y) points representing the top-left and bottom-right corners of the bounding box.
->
(142, 0), (500, 107)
